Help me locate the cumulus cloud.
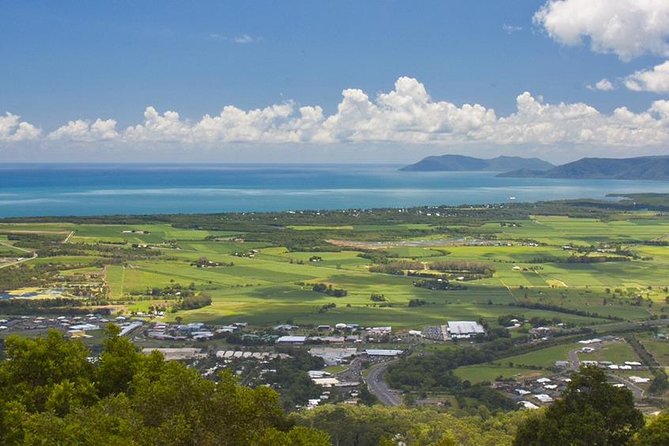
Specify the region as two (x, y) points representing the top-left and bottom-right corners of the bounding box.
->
(48, 119), (119, 141)
(534, 0), (669, 61)
(4, 77), (669, 149)
(625, 60), (669, 93)
(587, 78), (615, 91)
(0, 112), (41, 142)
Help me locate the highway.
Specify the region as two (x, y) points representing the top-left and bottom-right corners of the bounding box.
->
(365, 360), (402, 406)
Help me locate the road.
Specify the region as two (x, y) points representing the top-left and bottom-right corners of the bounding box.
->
(63, 231), (74, 243)
(365, 360), (402, 406)
(568, 342), (647, 400)
(608, 374), (645, 399)
(0, 240), (38, 269)
(568, 348), (581, 370)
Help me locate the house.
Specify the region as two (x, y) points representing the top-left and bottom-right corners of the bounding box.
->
(519, 401), (539, 410)
(534, 394), (553, 403)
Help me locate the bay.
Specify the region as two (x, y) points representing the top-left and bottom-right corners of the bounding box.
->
(1, 163), (669, 217)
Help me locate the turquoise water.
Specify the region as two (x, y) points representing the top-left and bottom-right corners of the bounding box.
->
(1, 164), (669, 217)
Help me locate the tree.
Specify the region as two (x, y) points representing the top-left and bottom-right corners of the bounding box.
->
(0, 328), (329, 445)
(634, 413), (669, 446)
(96, 324), (141, 396)
(514, 366), (644, 446)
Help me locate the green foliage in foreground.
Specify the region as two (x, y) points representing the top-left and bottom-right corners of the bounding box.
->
(294, 404), (527, 446)
(514, 367), (644, 446)
(0, 330), (667, 446)
(0, 328), (329, 446)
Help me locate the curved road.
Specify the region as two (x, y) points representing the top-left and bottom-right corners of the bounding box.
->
(365, 361), (402, 406)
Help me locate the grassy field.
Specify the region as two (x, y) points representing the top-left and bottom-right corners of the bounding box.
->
(637, 333), (669, 366)
(1, 209), (669, 331)
(496, 343), (578, 368)
(576, 339), (640, 364)
(452, 365), (543, 383)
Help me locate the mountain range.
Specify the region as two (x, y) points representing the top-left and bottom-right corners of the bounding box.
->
(399, 155), (555, 172)
(401, 154), (669, 181)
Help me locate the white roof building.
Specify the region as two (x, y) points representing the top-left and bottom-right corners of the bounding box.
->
(365, 349), (403, 357)
(447, 321), (485, 338)
(534, 394), (553, 403)
(519, 401), (540, 410)
(367, 326), (392, 335)
(276, 335), (307, 344)
(629, 376), (650, 383)
(308, 347), (358, 365)
(624, 361), (642, 366)
(312, 377), (340, 387)
(69, 323), (100, 331)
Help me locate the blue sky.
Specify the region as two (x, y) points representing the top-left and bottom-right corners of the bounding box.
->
(1, 0), (669, 163)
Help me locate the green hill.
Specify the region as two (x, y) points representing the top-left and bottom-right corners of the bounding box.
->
(499, 155), (669, 180)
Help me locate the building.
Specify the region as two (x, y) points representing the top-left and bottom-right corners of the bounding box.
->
(69, 323), (100, 331)
(446, 321), (485, 339)
(276, 335), (307, 345)
(142, 348), (205, 361)
(309, 336), (345, 344)
(308, 347), (358, 365)
(365, 349), (403, 357)
(367, 326), (392, 335)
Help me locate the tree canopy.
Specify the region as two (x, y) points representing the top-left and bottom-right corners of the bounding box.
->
(513, 366), (645, 446)
(0, 327), (329, 446)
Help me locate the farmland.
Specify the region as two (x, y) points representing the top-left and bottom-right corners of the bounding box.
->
(1, 200), (669, 331)
(1, 198), (669, 414)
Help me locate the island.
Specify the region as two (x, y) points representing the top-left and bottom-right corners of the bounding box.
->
(400, 154), (554, 172)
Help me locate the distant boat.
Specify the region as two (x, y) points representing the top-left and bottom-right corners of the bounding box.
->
(509, 196), (516, 200)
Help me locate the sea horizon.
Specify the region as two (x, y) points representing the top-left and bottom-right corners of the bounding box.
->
(2, 163), (669, 218)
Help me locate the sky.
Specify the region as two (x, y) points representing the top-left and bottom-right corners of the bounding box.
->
(1, 0), (669, 164)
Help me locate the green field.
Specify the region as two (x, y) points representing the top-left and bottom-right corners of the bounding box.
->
(577, 340), (640, 364)
(453, 365), (543, 383)
(1, 205), (669, 331)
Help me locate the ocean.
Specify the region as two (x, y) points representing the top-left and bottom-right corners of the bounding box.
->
(1, 163), (669, 217)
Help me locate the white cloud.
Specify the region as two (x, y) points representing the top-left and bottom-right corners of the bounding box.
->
(625, 60), (669, 93)
(4, 77), (669, 150)
(503, 24), (523, 34)
(587, 78), (615, 91)
(233, 34), (261, 44)
(0, 112), (41, 142)
(534, 0), (669, 61)
(48, 119), (119, 141)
